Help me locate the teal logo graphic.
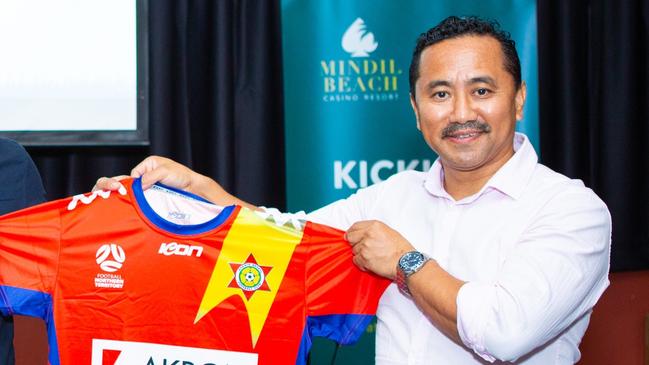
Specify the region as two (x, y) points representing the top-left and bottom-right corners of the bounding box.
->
(320, 17), (403, 103)
(342, 18), (378, 57)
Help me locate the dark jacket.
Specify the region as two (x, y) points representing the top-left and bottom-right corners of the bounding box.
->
(0, 138), (46, 365)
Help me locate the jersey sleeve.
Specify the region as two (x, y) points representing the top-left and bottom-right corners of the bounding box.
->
(0, 200), (63, 319)
(303, 221), (390, 345)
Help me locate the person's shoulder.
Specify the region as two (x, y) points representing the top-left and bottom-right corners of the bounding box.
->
(530, 163), (608, 211)
(350, 169), (428, 197)
(0, 138), (36, 173)
(380, 169), (428, 186)
(531, 163), (588, 191)
(0, 137), (29, 157)
(0, 137), (46, 212)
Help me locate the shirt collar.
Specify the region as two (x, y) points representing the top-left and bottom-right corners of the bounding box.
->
(424, 133), (538, 202)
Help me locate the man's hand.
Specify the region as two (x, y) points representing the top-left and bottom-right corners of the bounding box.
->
(92, 156), (198, 193)
(345, 220), (416, 280)
(130, 155), (200, 191)
(93, 175), (130, 193)
(347, 221), (463, 343)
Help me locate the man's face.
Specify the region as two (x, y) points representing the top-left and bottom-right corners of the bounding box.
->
(410, 35), (526, 176)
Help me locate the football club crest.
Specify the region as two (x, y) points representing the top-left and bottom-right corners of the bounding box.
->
(195, 208), (303, 347)
(228, 254), (272, 300)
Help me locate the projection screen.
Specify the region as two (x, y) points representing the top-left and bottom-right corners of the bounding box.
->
(0, 0), (148, 145)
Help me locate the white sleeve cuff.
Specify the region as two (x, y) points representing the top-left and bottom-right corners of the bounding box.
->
(457, 281), (497, 363)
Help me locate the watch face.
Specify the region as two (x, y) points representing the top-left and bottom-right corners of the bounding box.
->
(399, 251), (424, 272)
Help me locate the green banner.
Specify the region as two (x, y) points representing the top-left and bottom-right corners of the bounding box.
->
(281, 1), (538, 363)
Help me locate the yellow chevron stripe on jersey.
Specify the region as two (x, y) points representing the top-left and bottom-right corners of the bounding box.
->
(194, 208), (304, 347)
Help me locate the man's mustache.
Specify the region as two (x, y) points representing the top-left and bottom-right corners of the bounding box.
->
(441, 121), (492, 138)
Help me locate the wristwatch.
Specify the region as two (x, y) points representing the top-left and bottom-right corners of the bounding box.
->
(395, 251), (430, 297)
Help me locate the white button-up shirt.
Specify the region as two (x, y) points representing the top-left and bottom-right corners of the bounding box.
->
(308, 133), (611, 364)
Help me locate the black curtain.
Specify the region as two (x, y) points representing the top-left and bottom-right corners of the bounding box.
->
(27, 0), (286, 210)
(538, 0), (649, 271)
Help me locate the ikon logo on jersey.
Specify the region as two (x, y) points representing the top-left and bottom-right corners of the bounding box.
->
(158, 242), (203, 257)
(91, 339), (258, 365)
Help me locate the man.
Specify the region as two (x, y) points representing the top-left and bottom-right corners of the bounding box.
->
(97, 16), (610, 364)
(0, 137), (47, 364)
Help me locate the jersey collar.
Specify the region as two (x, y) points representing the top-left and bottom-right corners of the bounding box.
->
(130, 177), (237, 236)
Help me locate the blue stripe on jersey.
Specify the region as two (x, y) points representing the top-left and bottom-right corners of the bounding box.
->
(0, 285), (59, 365)
(153, 181), (214, 205)
(132, 177), (235, 235)
(296, 314), (375, 365)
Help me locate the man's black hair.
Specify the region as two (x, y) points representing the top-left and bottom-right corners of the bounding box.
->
(408, 16), (522, 97)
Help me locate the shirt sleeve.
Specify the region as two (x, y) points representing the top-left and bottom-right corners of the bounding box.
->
(456, 187), (611, 362)
(307, 180), (385, 230)
(303, 221), (390, 345)
(0, 201), (62, 318)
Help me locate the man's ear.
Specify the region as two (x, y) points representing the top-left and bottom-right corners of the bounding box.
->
(410, 93), (421, 131)
(515, 81), (527, 121)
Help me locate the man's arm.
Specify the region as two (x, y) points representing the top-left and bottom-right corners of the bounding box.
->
(345, 220), (464, 342)
(346, 189), (611, 363)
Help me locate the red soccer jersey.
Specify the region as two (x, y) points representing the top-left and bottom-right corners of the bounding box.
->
(0, 178), (389, 365)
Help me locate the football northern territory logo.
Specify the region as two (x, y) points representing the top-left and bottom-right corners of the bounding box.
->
(94, 243), (126, 289)
(320, 17), (402, 103)
(96, 243), (126, 272)
(194, 209), (303, 347)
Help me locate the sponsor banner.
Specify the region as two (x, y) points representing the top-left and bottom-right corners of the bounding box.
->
(282, 0), (538, 213)
(281, 1), (538, 364)
(91, 339), (258, 365)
